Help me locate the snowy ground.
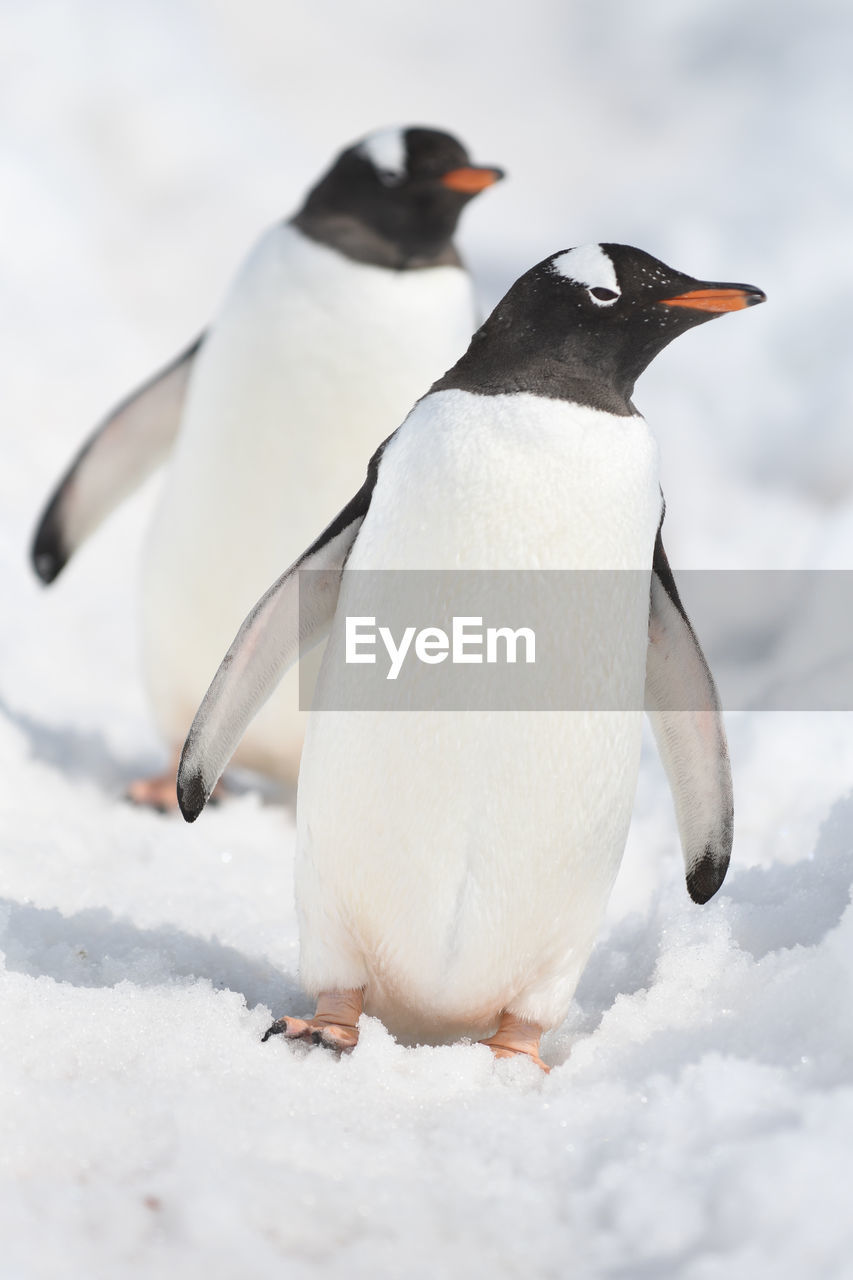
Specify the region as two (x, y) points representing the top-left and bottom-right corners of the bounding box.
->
(2, 2), (853, 1276)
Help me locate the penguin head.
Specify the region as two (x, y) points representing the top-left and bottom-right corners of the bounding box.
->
(536, 243), (765, 398)
(295, 126), (503, 268)
(436, 244), (765, 411)
(551, 241), (763, 325)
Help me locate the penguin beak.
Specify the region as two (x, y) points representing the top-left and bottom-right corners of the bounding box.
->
(660, 284), (766, 313)
(440, 166), (504, 193)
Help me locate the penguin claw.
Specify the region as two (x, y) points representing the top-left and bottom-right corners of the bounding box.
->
(262, 1016), (359, 1052)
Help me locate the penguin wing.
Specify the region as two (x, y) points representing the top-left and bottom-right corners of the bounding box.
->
(31, 334), (204, 583)
(177, 446), (385, 822)
(645, 523), (733, 903)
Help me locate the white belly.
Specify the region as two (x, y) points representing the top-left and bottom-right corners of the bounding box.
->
(140, 225), (476, 777)
(296, 391), (662, 1040)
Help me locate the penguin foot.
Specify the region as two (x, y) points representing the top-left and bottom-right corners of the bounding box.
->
(480, 1012), (551, 1073)
(262, 989), (364, 1054)
(126, 769), (182, 812)
(262, 1016), (359, 1051)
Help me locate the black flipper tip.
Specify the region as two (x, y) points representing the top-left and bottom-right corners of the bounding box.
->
(177, 770), (208, 824)
(686, 847), (731, 904)
(31, 528), (67, 584)
(30, 490), (71, 584)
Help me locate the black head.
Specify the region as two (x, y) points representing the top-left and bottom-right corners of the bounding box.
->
(433, 243), (766, 413)
(292, 126), (504, 271)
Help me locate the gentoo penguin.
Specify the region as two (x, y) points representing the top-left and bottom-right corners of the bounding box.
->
(177, 243), (765, 1069)
(30, 126), (503, 807)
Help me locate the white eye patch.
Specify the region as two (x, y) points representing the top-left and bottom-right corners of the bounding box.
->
(359, 127), (407, 185)
(553, 245), (621, 306)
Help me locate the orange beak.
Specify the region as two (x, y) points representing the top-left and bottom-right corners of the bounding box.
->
(440, 166), (504, 194)
(660, 286), (766, 313)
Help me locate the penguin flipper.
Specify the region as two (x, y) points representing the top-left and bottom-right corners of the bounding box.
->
(177, 446), (385, 822)
(31, 333), (204, 583)
(645, 526), (733, 903)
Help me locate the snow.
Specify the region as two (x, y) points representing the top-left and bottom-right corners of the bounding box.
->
(2, 1), (853, 1276)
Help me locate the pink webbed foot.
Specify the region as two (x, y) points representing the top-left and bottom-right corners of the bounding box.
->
(263, 990), (364, 1054)
(480, 1012), (551, 1073)
(126, 771), (181, 812)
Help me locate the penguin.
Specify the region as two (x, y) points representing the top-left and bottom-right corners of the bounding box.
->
(30, 126), (503, 808)
(176, 243), (765, 1069)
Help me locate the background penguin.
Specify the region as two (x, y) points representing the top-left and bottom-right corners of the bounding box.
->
(30, 126), (503, 807)
(177, 242), (764, 1069)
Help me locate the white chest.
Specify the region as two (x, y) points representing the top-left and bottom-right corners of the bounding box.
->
(177, 225), (476, 461)
(150, 228), (478, 592)
(347, 389), (661, 572)
(141, 228), (477, 758)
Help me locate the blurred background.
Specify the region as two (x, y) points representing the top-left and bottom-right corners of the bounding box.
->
(1, 0), (851, 745)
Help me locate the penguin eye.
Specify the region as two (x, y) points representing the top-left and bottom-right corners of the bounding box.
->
(377, 168), (405, 187)
(588, 287), (619, 304)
